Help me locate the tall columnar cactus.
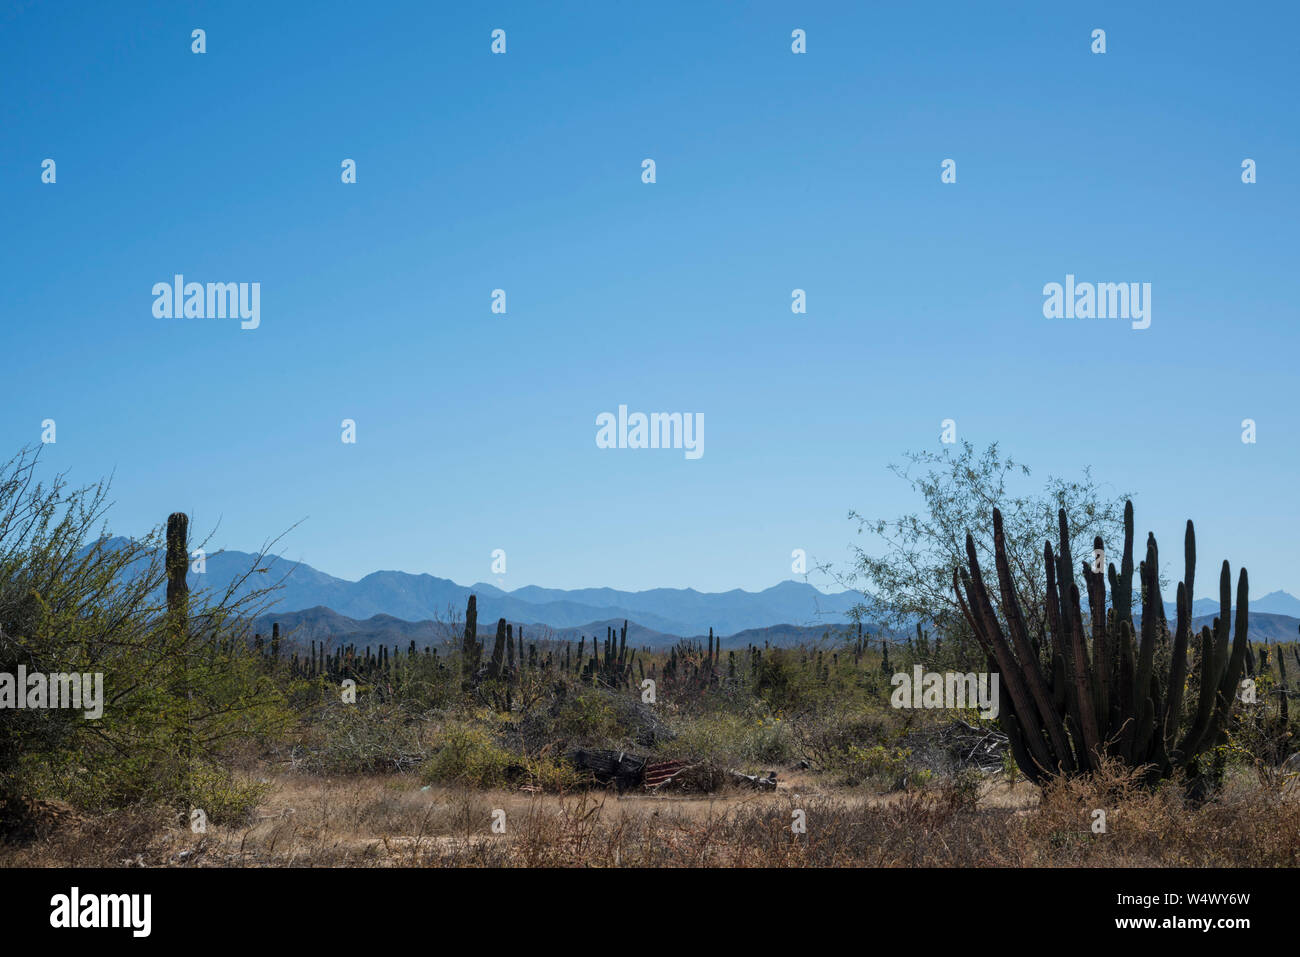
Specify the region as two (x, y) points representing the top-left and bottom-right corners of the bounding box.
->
(1278, 641), (1291, 725)
(462, 595), (481, 677)
(166, 511), (193, 764)
(954, 501), (1248, 786)
(165, 512), (189, 622)
(489, 618), (508, 678)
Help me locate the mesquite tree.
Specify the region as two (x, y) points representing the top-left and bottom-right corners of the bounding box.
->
(838, 442), (1129, 669)
(0, 446), (293, 822)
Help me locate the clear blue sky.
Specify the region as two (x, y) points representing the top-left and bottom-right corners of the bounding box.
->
(3, 1), (1297, 598)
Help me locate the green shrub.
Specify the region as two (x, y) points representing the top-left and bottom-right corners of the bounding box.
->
(551, 692), (621, 743)
(420, 721), (517, 788)
(181, 763), (271, 825)
(793, 705), (894, 771)
(837, 744), (911, 788)
(666, 706), (793, 768)
(522, 752), (584, 792)
(293, 698), (425, 775)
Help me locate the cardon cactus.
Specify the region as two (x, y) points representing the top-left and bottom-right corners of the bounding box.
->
(954, 501), (1248, 787)
(489, 618), (508, 678)
(1279, 643), (1290, 724)
(165, 512), (189, 621)
(166, 511), (193, 762)
(462, 595), (481, 678)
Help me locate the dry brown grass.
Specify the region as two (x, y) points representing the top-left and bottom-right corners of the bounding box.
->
(5, 758), (1300, 867)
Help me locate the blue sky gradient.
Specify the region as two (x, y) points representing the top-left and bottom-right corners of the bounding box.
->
(3, 1), (1297, 598)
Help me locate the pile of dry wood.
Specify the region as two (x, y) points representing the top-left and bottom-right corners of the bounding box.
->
(938, 719), (1008, 772)
(563, 749), (777, 793)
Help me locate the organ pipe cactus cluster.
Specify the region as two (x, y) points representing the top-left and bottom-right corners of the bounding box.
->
(581, 621), (635, 687)
(954, 501), (1249, 786)
(659, 630), (722, 690)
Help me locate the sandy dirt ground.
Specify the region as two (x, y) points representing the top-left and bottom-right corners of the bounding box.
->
(118, 770), (1041, 865)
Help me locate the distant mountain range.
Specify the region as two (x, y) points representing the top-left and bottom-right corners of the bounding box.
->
(1162, 591), (1300, 642)
(249, 606), (852, 651)
(1174, 590), (1300, 620)
(1191, 612), (1300, 643)
(256, 605), (1300, 653)
(96, 537), (1300, 649)
(100, 539), (862, 638)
